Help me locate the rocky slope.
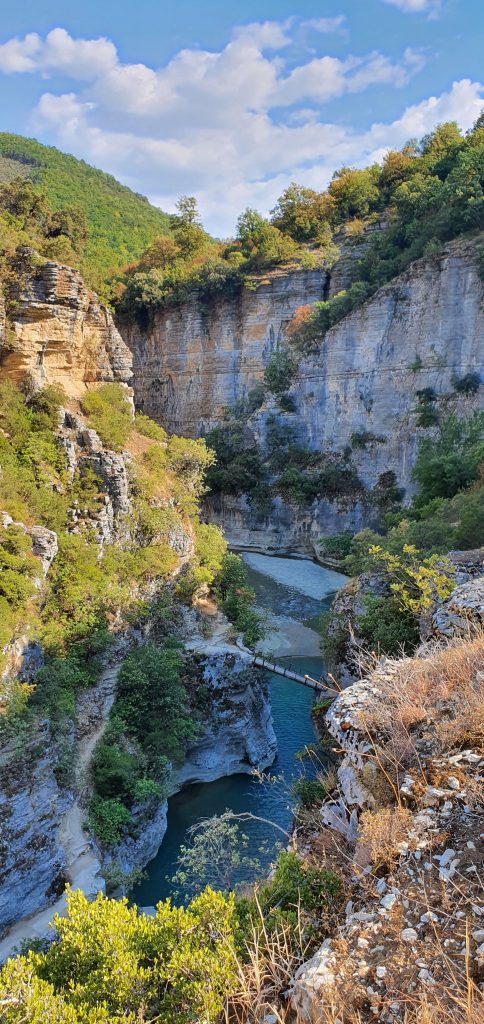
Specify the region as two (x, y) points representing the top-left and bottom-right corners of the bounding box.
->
(289, 571), (484, 1023)
(0, 254), (277, 949)
(122, 235), (483, 552)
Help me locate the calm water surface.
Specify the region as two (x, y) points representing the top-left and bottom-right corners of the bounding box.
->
(132, 554), (346, 907)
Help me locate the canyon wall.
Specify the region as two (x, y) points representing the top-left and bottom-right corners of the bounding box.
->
(0, 251), (132, 396)
(122, 267), (329, 435)
(122, 236), (484, 551)
(0, 253), (277, 944)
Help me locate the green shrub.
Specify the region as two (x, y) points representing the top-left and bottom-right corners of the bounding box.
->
(0, 885), (237, 1023)
(87, 796), (131, 845)
(81, 383), (133, 451)
(318, 610), (348, 667)
(115, 643), (197, 769)
(350, 430), (386, 449)
(264, 348), (297, 397)
(214, 553), (263, 648)
(319, 530), (353, 563)
(91, 738), (140, 802)
(356, 594), (420, 656)
(412, 413), (484, 503)
(452, 371), (481, 396)
(134, 412), (167, 441)
(237, 851), (342, 942)
(292, 777), (328, 808)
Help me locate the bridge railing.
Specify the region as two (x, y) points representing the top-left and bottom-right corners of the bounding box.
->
(252, 655), (324, 690)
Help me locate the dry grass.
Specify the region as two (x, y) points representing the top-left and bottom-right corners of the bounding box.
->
(224, 897), (308, 1023)
(355, 805), (413, 870)
(364, 635), (484, 753)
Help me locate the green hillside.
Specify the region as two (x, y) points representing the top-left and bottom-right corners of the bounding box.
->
(0, 133), (172, 293)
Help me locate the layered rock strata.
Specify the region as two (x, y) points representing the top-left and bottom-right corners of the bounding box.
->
(0, 252), (132, 395)
(122, 236), (484, 549)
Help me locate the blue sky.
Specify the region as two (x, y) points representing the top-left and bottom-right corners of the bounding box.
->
(0, 0), (482, 234)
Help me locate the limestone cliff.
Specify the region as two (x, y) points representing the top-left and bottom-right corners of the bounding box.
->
(122, 236), (484, 552)
(0, 254), (277, 947)
(122, 267), (328, 435)
(0, 250), (132, 396)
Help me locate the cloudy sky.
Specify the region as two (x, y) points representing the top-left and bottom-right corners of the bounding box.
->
(0, 0), (482, 235)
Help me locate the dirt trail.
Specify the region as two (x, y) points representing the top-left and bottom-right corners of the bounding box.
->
(0, 664), (119, 962)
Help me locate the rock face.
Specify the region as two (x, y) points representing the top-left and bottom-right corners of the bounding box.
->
(110, 651), (277, 876)
(122, 267), (328, 435)
(176, 654), (277, 786)
(0, 725), (69, 933)
(290, 596), (484, 1022)
(122, 237), (484, 550)
(0, 252), (132, 395)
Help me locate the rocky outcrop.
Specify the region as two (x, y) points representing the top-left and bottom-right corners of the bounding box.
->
(0, 251), (132, 396)
(0, 725), (69, 934)
(206, 492), (375, 557)
(175, 654), (277, 786)
(289, 593), (484, 1023)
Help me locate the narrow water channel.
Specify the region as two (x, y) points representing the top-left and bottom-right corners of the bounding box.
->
(132, 554), (347, 907)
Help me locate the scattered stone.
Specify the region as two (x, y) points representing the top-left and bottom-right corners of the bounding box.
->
(381, 893), (397, 910)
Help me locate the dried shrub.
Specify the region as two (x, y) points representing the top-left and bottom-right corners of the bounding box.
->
(364, 635), (484, 752)
(356, 806), (413, 869)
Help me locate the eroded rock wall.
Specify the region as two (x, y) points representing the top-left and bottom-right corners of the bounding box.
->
(122, 237), (484, 550)
(122, 268), (328, 435)
(0, 252), (132, 396)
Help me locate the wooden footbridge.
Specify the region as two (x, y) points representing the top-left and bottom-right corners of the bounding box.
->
(252, 655), (327, 692)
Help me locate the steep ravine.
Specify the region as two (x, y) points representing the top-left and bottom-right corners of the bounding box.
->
(0, 625), (276, 960)
(0, 254), (276, 952)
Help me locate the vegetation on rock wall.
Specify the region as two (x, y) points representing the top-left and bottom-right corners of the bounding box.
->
(320, 412), (484, 660)
(205, 406), (364, 514)
(0, 381), (225, 729)
(288, 116), (484, 352)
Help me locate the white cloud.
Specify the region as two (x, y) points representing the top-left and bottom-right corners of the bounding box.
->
(0, 27), (116, 78)
(1, 20), (481, 235)
(0, 32), (41, 73)
(300, 16), (347, 34)
(380, 0), (442, 15)
(232, 19), (294, 49)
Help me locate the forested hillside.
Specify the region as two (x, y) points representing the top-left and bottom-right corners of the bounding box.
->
(117, 115), (484, 330)
(0, 133), (171, 294)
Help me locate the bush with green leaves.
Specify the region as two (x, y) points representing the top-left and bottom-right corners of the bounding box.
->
(264, 347), (297, 397)
(236, 850), (342, 943)
(452, 371), (481, 396)
(87, 796), (132, 845)
(412, 412), (484, 503)
(80, 383), (133, 451)
(115, 642), (197, 770)
(214, 553), (263, 648)
(356, 593), (420, 657)
(0, 885), (237, 1023)
(292, 776), (328, 808)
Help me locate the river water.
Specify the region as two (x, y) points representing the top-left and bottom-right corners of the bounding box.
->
(132, 553), (347, 906)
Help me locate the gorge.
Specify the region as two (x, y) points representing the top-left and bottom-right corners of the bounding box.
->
(0, 124), (482, 1024)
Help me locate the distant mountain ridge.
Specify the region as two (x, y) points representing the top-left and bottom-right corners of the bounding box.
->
(0, 133), (171, 292)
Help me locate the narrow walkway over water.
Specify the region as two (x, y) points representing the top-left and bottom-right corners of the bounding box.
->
(252, 655), (326, 690)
